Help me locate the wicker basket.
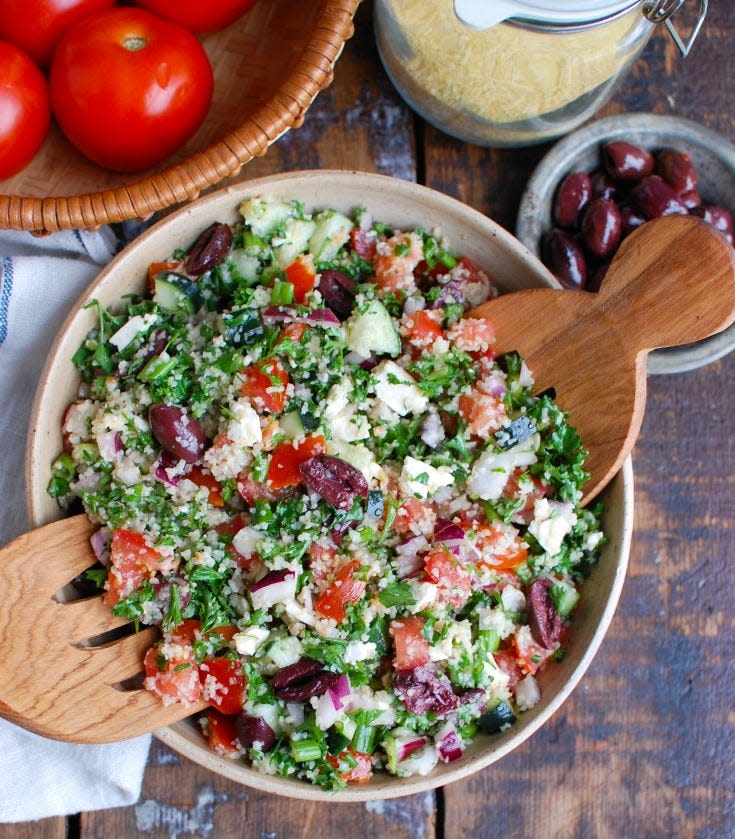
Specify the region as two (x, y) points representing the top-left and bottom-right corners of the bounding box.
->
(0, 0), (359, 234)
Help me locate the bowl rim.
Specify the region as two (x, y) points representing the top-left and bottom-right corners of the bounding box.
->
(26, 169), (635, 800)
(516, 112), (735, 375)
(0, 0), (359, 235)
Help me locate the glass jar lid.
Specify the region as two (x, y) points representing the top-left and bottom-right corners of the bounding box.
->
(454, 0), (639, 30)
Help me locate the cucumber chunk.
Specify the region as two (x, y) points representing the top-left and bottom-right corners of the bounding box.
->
(154, 273), (202, 314)
(274, 217), (317, 269)
(345, 299), (401, 357)
(308, 209), (353, 262)
(239, 196), (294, 238)
(477, 700), (516, 734)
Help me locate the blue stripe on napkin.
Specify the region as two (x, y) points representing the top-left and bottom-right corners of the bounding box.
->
(0, 256), (12, 347)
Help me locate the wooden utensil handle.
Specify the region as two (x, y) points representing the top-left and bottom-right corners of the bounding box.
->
(596, 215), (735, 353)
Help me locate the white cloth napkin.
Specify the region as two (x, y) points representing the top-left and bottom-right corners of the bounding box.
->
(0, 227), (151, 823)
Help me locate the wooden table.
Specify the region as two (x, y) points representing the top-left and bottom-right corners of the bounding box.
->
(6, 3), (734, 837)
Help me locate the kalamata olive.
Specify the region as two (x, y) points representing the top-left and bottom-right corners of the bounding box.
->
(602, 141), (654, 181)
(680, 190), (702, 209)
(553, 171), (592, 228)
(299, 454), (369, 510)
(619, 204), (646, 239)
(271, 658), (324, 691)
(691, 204), (734, 243)
(541, 228), (588, 290)
(184, 222), (233, 277)
(236, 713), (277, 752)
(149, 404), (206, 463)
(393, 666), (459, 716)
(587, 259), (611, 293)
(270, 658), (340, 702)
(527, 577), (562, 649)
(631, 175), (689, 220)
(589, 168), (617, 200)
(580, 197), (622, 258)
(317, 269), (357, 320)
(656, 148), (698, 194)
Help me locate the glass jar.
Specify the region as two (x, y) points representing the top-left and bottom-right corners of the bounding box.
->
(374, 0), (706, 147)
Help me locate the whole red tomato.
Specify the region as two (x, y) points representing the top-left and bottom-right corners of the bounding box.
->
(132, 0), (260, 34)
(49, 8), (214, 172)
(0, 42), (50, 180)
(0, 0), (116, 69)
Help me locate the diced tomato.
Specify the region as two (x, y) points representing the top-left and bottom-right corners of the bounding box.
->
(104, 528), (164, 607)
(474, 521), (528, 572)
(391, 615), (430, 671)
(500, 469), (549, 525)
(143, 644), (202, 704)
(307, 542), (338, 587)
(214, 513), (248, 538)
(284, 256), (317, 304)
(236, 473), (290, 506)
(493, 648), (523, 690)
(393, 494), (435, 536)
(170, 619), (238, 645)
(266, 433), (326, 489)
(240, 357), (290, 413)
(205, 708), (241, 753)
(423, 546), (472, 608)
(447, 317), (495, 354)
(314, 559), (366, 623)
(276, 321), (308, 345)
(513, 626), (555, 676)
(406, 309), (443, 346)
(214, 513), (260, 570)
(186, 464), (224, 507)
(199, 657), (245, 714)
(458, 389), (506, 437)
(350, 226), (378, 261)
(457, 256), (488, 285)
(147, 260), (182, 290)
(327, 748), (374, 783)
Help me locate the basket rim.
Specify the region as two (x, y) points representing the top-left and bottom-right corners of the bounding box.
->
(0, 0), (360, 234)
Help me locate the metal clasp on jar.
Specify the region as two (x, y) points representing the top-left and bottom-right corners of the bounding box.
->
(643, 0), (707, 57)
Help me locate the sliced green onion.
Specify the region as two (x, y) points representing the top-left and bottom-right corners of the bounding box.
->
(351, 724), (377, 754)
(291, 739), (322, 762)
(270, 280), (295, 306)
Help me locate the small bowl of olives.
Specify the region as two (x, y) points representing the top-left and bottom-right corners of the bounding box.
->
(517, 113), (735, 374)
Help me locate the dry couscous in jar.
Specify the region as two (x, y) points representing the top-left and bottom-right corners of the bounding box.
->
(374, 0), (706, 147)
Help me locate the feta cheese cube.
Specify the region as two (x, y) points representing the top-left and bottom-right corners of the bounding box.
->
(528, 499), (577, 556)
(467, 434), (539, 501)
(400, 456), (454, 500)
(373, 360), (429, 416)
(109, 313), (157, 351)
(234, 625), (270, 656)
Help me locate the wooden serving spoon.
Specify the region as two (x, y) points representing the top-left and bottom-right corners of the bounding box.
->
(1, 214), (734, 744)
(469, 214), (735, 505)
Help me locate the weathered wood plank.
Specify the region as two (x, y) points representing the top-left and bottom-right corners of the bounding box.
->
(80, 739), (435, 839)
(0, 820), (66, 839)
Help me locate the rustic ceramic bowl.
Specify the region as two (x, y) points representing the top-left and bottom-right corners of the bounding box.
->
(516, 113), (735, 375)
(27, 170), (634, 800)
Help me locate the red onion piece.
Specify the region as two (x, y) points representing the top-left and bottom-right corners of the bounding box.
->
(250, 569), (297, 609)
(327, 674), (351, 710)
(153, 450), (183, 487)
(97, 430), (122, 463)
(433, 518), (465, 543)
(435, 722), (464, 763)
(396, 735), (428, 763)
(89, 527), (111, 566)
(262, 307), (340, 326)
